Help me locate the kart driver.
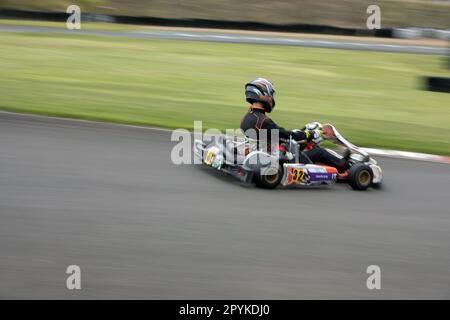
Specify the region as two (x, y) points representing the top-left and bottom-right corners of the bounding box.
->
(240, 77), (350, 172)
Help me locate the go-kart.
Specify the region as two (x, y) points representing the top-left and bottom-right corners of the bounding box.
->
(193, 122), (383, 190)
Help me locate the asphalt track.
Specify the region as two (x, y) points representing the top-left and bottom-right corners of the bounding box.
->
(0, 24), (447, 55)
(1, 112), (450, 299)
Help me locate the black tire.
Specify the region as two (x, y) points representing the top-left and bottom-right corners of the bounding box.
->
(348, 163), (373, 191)
(254, 166), (283, 189)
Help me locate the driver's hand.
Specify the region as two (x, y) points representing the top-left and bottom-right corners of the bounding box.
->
(305, 128), (322, 141)
(291, 129), (306, 142)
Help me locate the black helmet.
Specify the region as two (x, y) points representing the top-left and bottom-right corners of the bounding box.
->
(245, 78), (276, 112)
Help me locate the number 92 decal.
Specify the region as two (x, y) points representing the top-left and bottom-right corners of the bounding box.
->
(289, 168), (305, 183)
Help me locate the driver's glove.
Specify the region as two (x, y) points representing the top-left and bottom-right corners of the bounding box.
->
(291, 129), (307, 141)
(305, 128), (322, 142)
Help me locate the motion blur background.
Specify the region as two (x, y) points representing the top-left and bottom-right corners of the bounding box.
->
(2, 0), (450, 28)
(1, 0), (450, 300)
(0, 0), (449, 154)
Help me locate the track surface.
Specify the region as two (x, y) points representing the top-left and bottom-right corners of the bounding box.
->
(1, 112), (450, 299)
(0, 24), (447, 55)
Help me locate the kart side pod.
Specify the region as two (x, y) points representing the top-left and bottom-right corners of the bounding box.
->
(281, 163), (338, 187)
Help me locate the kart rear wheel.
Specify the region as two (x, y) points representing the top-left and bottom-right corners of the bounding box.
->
(254, 166), (282, 189)
(348, 163), (373, 191)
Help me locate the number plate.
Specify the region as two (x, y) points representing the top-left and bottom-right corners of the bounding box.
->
(288, 167), (305, 184)
(204, 149), (216, 165)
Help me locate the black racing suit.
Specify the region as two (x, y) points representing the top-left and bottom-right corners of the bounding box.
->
(240, 108), (348, 171)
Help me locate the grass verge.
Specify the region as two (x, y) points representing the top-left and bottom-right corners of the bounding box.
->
(0, 31), (449, 154)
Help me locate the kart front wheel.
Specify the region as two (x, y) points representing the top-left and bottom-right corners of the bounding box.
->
(254, 166), (282, 189)
(348, 163), (373, 191)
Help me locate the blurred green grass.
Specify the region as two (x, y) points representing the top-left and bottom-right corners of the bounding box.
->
(0, 31), (449, 155)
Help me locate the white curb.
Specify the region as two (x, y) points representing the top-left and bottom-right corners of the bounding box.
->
(362, 147), (450, 165)
(1, 111), (449, 165)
